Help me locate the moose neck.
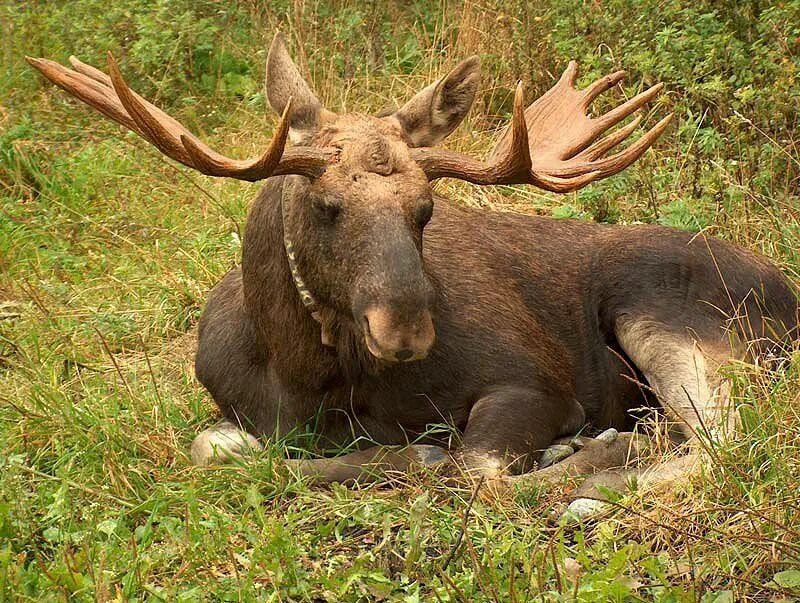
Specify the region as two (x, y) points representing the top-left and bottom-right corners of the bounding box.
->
(241, 176), (382, 392)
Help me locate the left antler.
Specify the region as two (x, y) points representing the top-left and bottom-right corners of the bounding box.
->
(26, 54), (336, 181)
(411, 62), (672, 192)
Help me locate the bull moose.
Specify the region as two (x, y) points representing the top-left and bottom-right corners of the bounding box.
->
(28, 33), (798, 514)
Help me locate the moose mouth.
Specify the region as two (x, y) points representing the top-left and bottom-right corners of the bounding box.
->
(359, 308), (435, 363)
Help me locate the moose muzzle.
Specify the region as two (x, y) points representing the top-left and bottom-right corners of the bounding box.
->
(360, 306), (435, 362)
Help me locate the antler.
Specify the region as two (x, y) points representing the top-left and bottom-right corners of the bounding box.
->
(411, 62), (672, 192)
(26, 53), (336, 181)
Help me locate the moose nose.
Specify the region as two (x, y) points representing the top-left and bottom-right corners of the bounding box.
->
(395, 348), (414, 361)
(360, 307), (435, 362)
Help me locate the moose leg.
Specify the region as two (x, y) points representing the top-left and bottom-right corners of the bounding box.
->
(504, 429), (651, 492)
(458, 385), (587, 479)
(562, 316), (732, 519)
(191, 420), (263, 466)
(284, 444), (450, 484)
(194, 268), (308, 441)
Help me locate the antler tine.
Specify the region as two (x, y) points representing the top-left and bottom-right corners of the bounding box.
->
(181, 98), (293, 180)
(26, 56), (143, 135)
(593, 82), (664, 132)
(556, 61), (579, 88)
(576, 114), (642, 161)
(576, 113), (673, 177)
(581, 70), (626, 106)
(28, 53), (333, 182)
(106, 53), (194, 164)
(491, 83), (532, 182)
(69, 55), (111, 86)
(536, 171), (602, 193)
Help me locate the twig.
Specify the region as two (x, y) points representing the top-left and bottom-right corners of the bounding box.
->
(436, 566), (470, 603)
(92, 325), (134, 400)
(441, 475), (484, 570)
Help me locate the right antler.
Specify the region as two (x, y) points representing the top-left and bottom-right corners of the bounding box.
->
(411, 62), (672, 192)
(26, 54), (336, 181)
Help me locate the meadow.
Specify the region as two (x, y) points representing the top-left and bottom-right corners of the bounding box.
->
(1, 0), (799, 600)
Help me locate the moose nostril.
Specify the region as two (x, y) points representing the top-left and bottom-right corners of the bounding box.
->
(395, 348), (414, 361)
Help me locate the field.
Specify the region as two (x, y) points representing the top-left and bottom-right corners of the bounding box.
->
(1, 0), (799, 600)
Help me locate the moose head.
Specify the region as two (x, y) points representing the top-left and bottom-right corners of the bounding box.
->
(27, 33), (670, 363)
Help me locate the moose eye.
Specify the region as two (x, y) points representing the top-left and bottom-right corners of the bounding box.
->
(414, 198), (434, 227)
(311, 194), (341, 223)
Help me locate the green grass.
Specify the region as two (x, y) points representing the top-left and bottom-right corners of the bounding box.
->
(1, 0), (799, 600)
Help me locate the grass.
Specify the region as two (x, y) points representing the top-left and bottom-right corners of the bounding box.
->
(1, 0), (799, 600)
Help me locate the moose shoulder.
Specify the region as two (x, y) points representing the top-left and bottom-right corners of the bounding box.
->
(29, 34), (798, 506)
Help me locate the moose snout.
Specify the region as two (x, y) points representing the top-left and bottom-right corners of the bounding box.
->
(360, 306), (435, 362)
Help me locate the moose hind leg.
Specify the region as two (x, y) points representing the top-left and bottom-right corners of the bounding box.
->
(615, 315), (733, 445)
(561, 316), (734, 520)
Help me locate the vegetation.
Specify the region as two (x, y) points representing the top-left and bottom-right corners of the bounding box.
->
(1, 0), (799, 600)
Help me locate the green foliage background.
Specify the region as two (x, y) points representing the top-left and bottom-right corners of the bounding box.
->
(1, 1), (799, 600)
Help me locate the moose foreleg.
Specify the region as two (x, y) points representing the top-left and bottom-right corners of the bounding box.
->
(504, 429), (651, 490)
(284, 445), (450, 484)
(458, 385), (587, 479)
(191, 423), (450, 483)
(191, 420), (263, 466)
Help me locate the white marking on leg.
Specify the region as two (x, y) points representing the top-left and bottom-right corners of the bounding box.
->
(412, 445), (449, 467)
(615, 317), (733, 442)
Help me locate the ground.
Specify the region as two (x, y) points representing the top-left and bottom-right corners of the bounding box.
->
(1, 1), (799, 600)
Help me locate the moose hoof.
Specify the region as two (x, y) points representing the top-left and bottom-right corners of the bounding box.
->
(539, 444), (577, 469)
(191, 421), (262, 466)
(413, 445), (450, 466)
(594, 428), (619, 444)
(539, 428), (620, 469)
(557, 466), (635, 523)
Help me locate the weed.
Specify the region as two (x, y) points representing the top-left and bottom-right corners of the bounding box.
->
(1, 0), (799, 600)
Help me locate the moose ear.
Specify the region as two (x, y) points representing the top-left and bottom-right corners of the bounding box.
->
(391, 56), (481, 147)
(266, 33), (327, 141)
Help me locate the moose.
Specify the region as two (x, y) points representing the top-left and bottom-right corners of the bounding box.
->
(28, 33), (798, 515)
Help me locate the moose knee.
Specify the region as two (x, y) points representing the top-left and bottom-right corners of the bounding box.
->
(462, 387), (586, 476)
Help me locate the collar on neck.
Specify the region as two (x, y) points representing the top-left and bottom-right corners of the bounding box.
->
(281, 179), (321, 319)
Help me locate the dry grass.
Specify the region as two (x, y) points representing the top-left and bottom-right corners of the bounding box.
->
(1, 0), (799, 600)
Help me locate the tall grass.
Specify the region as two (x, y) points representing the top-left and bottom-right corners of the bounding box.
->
(1, 0), (798, 600)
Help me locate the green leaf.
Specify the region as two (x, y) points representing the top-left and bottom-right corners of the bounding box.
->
(773, 570), (800, 589)
(42, 527), (63, 543)
(96, 519), (118, 537)
(702, 590), (734, 603)
(245, 484), (263, 508)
